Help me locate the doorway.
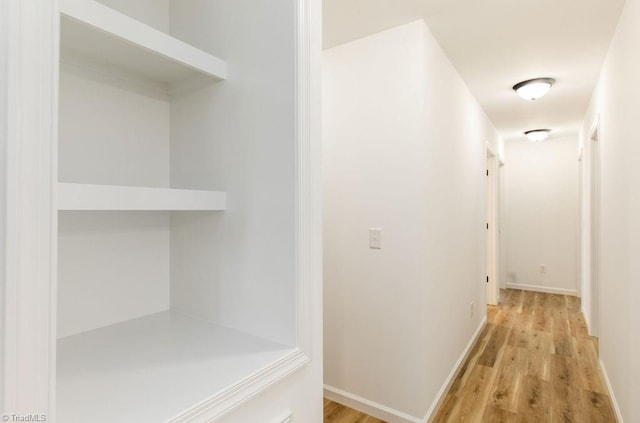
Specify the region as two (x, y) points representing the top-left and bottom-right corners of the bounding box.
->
(486, 148), (500, 305)
(589, 121), (600, 336)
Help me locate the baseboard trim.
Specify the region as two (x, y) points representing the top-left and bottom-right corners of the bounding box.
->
(324, 317), (488, 423)
(323, 385), (422, 423)
(599, 359), (624, 422)
(422, 317), (487, 422)
(506, 283), (577, 296)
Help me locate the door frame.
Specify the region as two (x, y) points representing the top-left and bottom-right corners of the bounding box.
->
(486, 146), (500, 305)
(0, 0), (59, 416)
(577, 146), (584, 300)
(588, 118), (601, 336)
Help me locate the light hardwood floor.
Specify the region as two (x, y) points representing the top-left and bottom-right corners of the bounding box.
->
(325, 289), (616, 423)
(432, 289), (615, 422)
(324, 399), (386, 423)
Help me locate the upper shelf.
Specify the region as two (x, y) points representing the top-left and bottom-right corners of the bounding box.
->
(58, 183), (226, 211)
(60, 0), (227, 85)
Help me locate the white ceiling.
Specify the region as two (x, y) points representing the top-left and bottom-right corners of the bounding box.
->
(323, 0), (625, 142)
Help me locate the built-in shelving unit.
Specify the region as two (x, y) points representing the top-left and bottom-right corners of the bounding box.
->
(60, 0), (227, 85)
(56, 0), (299, 421)
(58, 183), (226, 211)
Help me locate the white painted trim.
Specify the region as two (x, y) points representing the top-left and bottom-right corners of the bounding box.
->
(423, 317), (487, 422)
(293, 0), (318, 359)
(323, 385), (422, 423)
(599, 359), (624, 423)
(169, 349), (310, 422)
(486, 150), (500, 305)
(587, 116), (601, 337)
(0, 0), (7, 410)
(1, 0), (59, 417)
(506, 283), (577, 296)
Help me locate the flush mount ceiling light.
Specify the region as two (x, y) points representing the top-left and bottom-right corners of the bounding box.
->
(525, 129), (551, 142)
(513, 78), (555, 101)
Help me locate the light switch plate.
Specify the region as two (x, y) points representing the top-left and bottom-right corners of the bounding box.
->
(369, 228), (382, 249)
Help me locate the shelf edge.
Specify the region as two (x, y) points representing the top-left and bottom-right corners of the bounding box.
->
(168, 348), (311, 422)
(60, 0), (227, 80)
(58, 183), (226, 211)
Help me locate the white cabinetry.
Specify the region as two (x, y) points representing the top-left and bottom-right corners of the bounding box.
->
(50, 0), (316, 421)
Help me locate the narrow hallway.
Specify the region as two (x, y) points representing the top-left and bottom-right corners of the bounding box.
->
(432, 289), (614, 422)
(324, 289), (616, 423)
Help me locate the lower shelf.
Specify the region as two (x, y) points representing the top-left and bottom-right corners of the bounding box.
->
(57, 311), (295, 422)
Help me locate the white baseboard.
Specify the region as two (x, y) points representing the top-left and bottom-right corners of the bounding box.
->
(324, 317), (488, 423)
(422, 317), (487, 422)
(323, 385), (422, 423)
(599, 359), (624, 422)
(506, 283), (577, 296)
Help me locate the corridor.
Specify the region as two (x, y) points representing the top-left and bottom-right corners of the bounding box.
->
(325, 289), (616, 423)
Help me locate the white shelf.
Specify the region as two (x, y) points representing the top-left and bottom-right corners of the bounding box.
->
(58, 183), (226, 211)
(60, 0), (227, 85)
(57, 311), (295, 423)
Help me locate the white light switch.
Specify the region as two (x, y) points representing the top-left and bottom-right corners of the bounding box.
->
(369, 228), (382, 249)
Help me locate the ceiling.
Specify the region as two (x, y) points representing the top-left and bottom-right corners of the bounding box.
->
(323, 0), (625, 142)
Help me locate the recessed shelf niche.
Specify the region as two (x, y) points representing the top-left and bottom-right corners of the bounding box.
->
(56, 0), (299, 421)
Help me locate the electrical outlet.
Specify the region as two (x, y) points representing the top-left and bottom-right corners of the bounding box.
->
(470, 302), (474, 318)
(540, 264), (547, 274)
(369, 228), (382, 249)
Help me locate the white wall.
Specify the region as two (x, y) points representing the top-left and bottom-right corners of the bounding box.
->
(503, 136), (579, 295)
(169, 0), (297, 347)
(323, 20), (502, 421)
(57, 64), (172, 338)
(579, 0), (640, 420)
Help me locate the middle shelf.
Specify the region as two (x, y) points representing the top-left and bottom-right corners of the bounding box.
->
(58, 183), (226, 211)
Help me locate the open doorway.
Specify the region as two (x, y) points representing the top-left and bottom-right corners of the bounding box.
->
(589, 120), (601, 336)
(486, 148), (500, 305)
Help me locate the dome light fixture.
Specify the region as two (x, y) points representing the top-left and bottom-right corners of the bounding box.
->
(513, 78), (555, 101)
(525, 129), (551, 142)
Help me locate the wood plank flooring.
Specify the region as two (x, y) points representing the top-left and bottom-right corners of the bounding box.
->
(324, 289), (615, 423)
(432, 289), (616, 422)
(324, 399), (385, 423)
